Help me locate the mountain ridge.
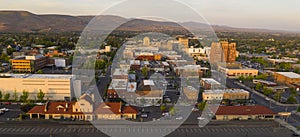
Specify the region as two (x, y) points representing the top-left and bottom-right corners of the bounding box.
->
(0, 10), (297, 34)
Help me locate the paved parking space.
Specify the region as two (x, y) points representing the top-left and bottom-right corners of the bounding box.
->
(0, 104), (22, 121)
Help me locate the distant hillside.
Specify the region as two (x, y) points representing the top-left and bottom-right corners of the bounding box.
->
(0, 11), (296, 34)
(0, 11), (119, 32)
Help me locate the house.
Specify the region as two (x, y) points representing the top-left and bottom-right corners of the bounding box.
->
(215, 106), (277, 120)
(27, 94), (138, 121)
(27, 102), (85, 120)
(92, 102), (138, 120)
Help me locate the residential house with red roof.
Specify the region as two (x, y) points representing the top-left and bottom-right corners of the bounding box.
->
(215, 105), (277, 120)
(27, 94), (137, 121)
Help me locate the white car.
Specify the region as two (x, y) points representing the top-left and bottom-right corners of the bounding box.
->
(192, 108), (199, 112)
(197, 117), (205, 120)
(175, 116), (183, 120)
(162, 112), (169, 116)
(35, 103), (44, 106)
(0, 108), (8, 112)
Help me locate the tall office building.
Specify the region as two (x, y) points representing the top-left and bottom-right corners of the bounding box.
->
(210, 41), (237, 64)
(143, 37), (150, 46)
(178, 37), (189, 48)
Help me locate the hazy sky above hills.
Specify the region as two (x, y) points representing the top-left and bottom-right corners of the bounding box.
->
(1, 0), (300, 31)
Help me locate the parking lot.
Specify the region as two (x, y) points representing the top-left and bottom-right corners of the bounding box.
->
(0, 104), (23, 121)
(0, 124), (292, 137)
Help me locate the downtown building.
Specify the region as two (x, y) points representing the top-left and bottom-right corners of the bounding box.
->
(210, 41), (237, 64)
(0, 74), (80, 100)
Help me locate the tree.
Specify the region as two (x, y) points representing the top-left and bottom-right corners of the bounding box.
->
(71, 97), (77, 102)
(0, 90), (2, 100)
(95, 60), (106, 70)
(19, 90), (29, 102)
(36, 70), (43, 74)
(141, 66), (148, 77)
(255, 83), (263, 91)
(245, 75), (254, 81)
(160, 105), (166, 112)
(197, 101), (207, 111)
(279, 62), (292, 71)
(287, 95), (297, 104)
(262, 87), (273, 96)
(290, 88), (297, 96)
(12, 89), (18, 102)
(37, 89), (45, 102)
(169, 107), (177, 116)
(238, 76), (245, 81)
(3, 93), (10, 101)
(20, 103), (36, 113)
(273, 92), (282, 102)
(255, 74), (267, 80)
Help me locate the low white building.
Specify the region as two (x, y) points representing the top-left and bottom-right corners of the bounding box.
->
(203, 89), (249, 101)
(0, 74), (78, 100)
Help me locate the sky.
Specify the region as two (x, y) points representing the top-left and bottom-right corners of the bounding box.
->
(0, 0), (300, 31)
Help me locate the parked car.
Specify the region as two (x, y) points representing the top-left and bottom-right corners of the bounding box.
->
(162, 112), (169, 116)
(0, 108), (8, 112)
(141, 114), (148, 118)
(35, 102), (45, 105)
(175, 116), (183, 120)
(192, 108), (199, 112)
(2, 102), (11, 105)
(197, 117), (205, 120)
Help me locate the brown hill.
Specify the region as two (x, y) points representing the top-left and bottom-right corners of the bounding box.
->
(0, 11), (296, 34)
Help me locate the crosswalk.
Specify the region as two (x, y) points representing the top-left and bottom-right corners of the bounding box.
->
(0, 127), (278, 134)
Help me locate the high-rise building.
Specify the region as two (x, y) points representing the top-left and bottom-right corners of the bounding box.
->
(210, 41), (237, 64)
(143, 37), (150, 46)
(210, 42), (223, 64)
(178, 37), (189, 48)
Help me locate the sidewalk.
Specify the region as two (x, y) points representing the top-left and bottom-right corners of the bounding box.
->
(275, 118), (300, 135)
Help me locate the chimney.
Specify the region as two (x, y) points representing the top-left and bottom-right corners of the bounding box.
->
(91, 93), (95, 102)
(44, 101), (49, 112)
(119, 102), (122, 113)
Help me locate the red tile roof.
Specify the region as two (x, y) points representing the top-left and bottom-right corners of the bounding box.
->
(27, 106), (44, 114)
(28, 101), (138, 116)
(122, 106), (138, 114)
(27, 102), (83, 115)
(215, 106), (277, 115)
(94, 102), (122, 114)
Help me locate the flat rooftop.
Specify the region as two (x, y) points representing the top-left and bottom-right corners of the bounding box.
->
(276, 72), (300, 79)
(113, 68), (128, 76)
(110, 79), (128, 89)
(201, 78), (221, 85)
(184, 86), (198, 92)
(204, 89), (249, 94)
(253, 79), (277, 85)
(143, 80), (155, 86)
